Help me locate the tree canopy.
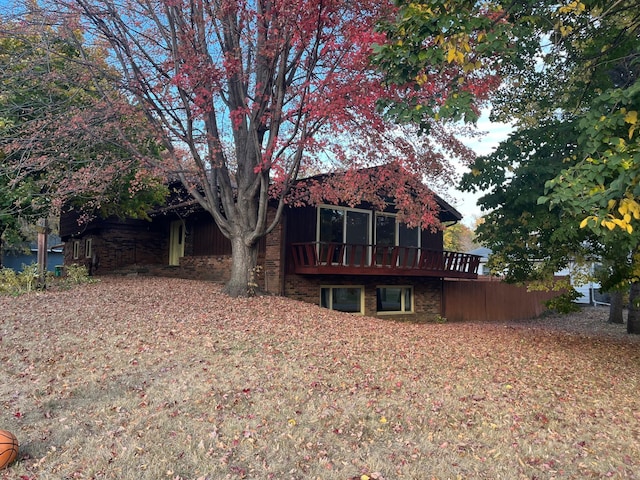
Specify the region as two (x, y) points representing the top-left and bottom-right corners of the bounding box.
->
(0, 7), (167, 262)
(448, 0), (640, 330)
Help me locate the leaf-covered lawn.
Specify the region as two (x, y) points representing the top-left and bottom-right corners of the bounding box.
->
(1, 277), (639, 480)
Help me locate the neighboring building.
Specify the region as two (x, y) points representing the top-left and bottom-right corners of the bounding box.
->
(468, 246), (606, 305)
(60, 176), (480, 321)
(467, 246), (491, 276)
(556, 263), (607, 305)
(2, 234), (64, 272)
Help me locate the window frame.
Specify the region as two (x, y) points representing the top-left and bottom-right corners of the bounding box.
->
(317, 205), (372, 265)
(320, 285), (365, 315)
(376, 285), (414, 315)
(84, 238), (93, 259)
(72, 240), (80, 260)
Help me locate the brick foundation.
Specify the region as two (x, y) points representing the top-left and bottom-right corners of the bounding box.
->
(284, 274), (443, 322)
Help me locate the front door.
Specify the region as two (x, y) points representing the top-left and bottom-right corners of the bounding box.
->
(169, 220), (185, 266)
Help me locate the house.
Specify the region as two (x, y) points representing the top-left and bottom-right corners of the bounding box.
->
(556, 263), (607, 305)
(59, 175), (480, 321)
(2, 234), (64, 272)
(468, 245), (607, 306)
(467, 246), (491, 276)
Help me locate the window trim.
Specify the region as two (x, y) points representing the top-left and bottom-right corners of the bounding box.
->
(85, 238), (93, 259)
(320, 285), (365, 315)
(72, 240), (80, 260)
(376, 285), (414, 315)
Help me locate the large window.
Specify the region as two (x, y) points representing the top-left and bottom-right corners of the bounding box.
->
(375, 213), (420, 265)
(376, 286), (413, 314)
(318, 206), (370, 264)
(320, 286), (364, 314)
(375, 213), (420, 247)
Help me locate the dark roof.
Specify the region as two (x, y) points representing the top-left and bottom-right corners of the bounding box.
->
(60, 166), (462, 237)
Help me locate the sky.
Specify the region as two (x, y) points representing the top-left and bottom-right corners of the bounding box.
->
(446, 114), (513, 227)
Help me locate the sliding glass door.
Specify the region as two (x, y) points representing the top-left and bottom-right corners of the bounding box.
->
(318, 206), (370, 265)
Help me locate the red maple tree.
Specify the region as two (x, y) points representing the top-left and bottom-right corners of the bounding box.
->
(38, 0), (498, 296)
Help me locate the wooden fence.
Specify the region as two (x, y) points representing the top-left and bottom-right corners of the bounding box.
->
(443, 277), (566, 322)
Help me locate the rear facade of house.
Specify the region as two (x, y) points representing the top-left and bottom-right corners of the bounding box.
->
(60, 198), (480, 321)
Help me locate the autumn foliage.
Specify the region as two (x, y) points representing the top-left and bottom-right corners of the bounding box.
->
(0, 11), (167, 220)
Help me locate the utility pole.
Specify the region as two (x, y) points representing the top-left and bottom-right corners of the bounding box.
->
(36, 218), (49, 289)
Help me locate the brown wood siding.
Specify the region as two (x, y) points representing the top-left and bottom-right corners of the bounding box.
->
(192, 218), (232, 255)
(285, 206), (316, 244)
(190, 215), (266, 256)
(422, 229), (443, 250)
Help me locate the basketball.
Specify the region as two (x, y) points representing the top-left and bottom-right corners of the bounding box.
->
(0, 430), (19, 469)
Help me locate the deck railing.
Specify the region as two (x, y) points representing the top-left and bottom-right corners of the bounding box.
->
(289, 242), (480, 278)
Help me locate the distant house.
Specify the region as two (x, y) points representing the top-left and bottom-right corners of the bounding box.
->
(2, 235), (64, 272)
(60, 173), (480, 321)
(467, 246), (492, 276)
(467, 246), (606, 305)
(556, 263), (607, 305)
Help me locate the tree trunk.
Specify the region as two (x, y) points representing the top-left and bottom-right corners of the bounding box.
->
(627, 282), (640, 334)
(608, 290), (624, 324)
(223, 235), (260, 297)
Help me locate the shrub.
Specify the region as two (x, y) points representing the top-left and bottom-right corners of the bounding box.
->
(65, 264), (91, 284)
(544, 288), (582, 314)
(19, 263), (40, 292)
(0, 268), (21, 295)
(0, 263), (40, 295)
(0, 263), (93, 296)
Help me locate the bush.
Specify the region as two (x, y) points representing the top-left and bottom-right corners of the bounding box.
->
(65, 264), (91, 284)
(0, 263), (94, 296)
(0, 263), (40, 295)
(19, 263), (40, 292)
(0, 268), (21, 295)
(544, 288), (582, 314)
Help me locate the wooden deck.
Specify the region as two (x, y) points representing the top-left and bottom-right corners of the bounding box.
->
(289, 243), (480, 278)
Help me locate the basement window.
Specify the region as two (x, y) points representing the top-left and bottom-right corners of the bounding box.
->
(376, 286), (414, 314)
(320, 286), (364, 314)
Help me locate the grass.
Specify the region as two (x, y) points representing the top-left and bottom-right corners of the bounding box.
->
(1, 276), (639, 480)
